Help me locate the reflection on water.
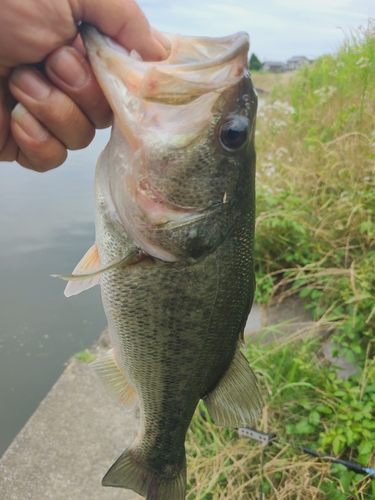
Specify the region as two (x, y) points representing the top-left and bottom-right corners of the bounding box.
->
(0, 130), (110, 457)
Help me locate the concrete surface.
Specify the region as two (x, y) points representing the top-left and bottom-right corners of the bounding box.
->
(0, 330), (142, 500)
(245, 296), (325, 343)
(245, 297), (357, 380)
(0, 298), (358, 499)
(244, 302), (262, 332)
(321, 342), (359, 380)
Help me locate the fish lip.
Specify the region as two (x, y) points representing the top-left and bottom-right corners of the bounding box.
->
(80, 23), (249, 75)
(79, 23), (250, 135)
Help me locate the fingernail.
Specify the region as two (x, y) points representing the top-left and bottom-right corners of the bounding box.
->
(11, 67), (50, 100)
(12, 103), (49, 141)
(152, 29), (172, 52)
(49, 49), (88, 89)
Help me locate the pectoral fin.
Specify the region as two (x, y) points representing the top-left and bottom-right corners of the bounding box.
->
(203, 349), (262, 428)
(51, 246), (140, 297)
(52, 243), (101, 297)
(90, 349), (137, 411)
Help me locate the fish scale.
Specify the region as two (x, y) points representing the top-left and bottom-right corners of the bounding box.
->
(59, 23), (263, 500)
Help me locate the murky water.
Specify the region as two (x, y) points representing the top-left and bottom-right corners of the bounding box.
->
(0, 130), (110, 457)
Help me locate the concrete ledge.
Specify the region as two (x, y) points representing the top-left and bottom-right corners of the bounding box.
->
(0, 330), (142, 500)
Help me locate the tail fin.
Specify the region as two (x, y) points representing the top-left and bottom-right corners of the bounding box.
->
(103, 448), (186, 500)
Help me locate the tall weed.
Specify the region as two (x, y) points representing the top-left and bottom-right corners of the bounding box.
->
(255, 21), (375, 363)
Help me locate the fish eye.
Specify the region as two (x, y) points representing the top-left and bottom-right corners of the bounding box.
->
(219, 115), (249, 152)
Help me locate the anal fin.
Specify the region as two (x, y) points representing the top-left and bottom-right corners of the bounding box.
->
(203, 349), (262, 428)
(90, 349), (137, 411)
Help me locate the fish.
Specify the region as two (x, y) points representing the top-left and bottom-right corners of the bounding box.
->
(58, 23), (262, 500)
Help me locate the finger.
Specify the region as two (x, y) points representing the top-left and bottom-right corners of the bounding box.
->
(0, 76), (19, 161)
(69, 0), (171, 61)
(9, 66), (95, 150)
(11, 103), (67, 172)
(72, 34), (87, 57)
(151, 28), (172, 54)
(44, 46), (112, 129)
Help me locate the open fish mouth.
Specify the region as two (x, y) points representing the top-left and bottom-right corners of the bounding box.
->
(80, 24), (252, 262)
(80, 24), (250, 147)
(80, 23), (250, 103)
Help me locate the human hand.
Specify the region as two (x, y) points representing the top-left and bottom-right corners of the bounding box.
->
(0, 0), (170, 172)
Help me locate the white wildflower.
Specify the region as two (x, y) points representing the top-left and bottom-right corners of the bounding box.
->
(276, 147), (288, 157)
(313, 86), (337, 103)
(270, 118), (287, 128)
(264, 100), (295, 115)
(265, 167), (276, 177)
(356, 57), (369, 68)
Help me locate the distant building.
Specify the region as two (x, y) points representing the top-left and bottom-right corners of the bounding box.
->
(286, 56), (311, 70)
(262, 61), (287, 73)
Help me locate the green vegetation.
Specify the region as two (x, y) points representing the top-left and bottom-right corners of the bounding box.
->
(186, 339), (375, 499)
(72, 348), (97, 363)
(255, 22), (375, 364)
(186, 21), (375, 499)
(249, 53), (263, 71)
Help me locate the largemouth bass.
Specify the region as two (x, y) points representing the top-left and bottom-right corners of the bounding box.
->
(61, 24), (262, 500)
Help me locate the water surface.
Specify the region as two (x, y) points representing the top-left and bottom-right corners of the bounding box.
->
(0, 130), (110, 456)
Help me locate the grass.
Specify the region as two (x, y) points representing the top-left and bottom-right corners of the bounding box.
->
(185, 20), (375, 499)
(71, 348), (97, 363)
(254, 21), (375, 364)
(251, 71), (296, 94)
(186, 336), (375, 500)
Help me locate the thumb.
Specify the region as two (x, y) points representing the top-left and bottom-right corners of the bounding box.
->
(69, 0), (170, 61)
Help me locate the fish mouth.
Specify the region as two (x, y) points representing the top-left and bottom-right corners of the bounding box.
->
(80, 23), (249, 104)
(80, 23), (250, 152)
(81, 25), (250, 262)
